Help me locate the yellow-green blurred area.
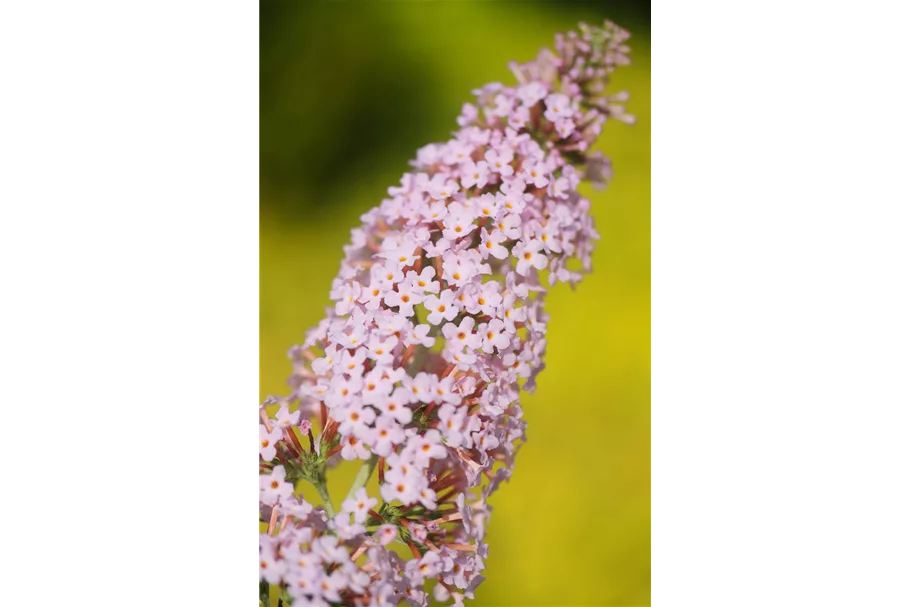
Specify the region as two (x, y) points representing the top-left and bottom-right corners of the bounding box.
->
(261, 2), (649, 605)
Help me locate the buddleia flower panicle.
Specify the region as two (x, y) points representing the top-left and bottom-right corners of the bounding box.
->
(260, 20), (633, 607)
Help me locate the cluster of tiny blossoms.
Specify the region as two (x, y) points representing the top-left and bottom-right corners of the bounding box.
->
(259, 21), (632, 607)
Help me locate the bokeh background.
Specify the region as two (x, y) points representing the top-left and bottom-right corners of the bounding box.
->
(261, 1), (650, 605)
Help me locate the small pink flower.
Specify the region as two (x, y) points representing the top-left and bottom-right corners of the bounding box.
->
(493, 213), (522, 239)
(456, 102), (478, 127)
(460, 160), (490, 189)
(442, 141), (473, 165)
(338, 347), (367, 376)
(259, 538), (286, 584)
(377, 387), (414, 425)
(415, 142), (442, 166)
(508, 104), (531, 130)
(420, 198), (448, 223)
(372, 414), (406, 456)
(442, 317), (481, 352)
(520, 160), (550, 189)
(479, 228), (509, 260)
(259, 465), (293, 504)
(333, 281), (361, 316)
(259, 425), (283, 461)
(437, 404), (468, 448)
(383, 286), (421, 318)
(473, 193), (502, 221)
(339, 433), (371, 461)
(499, 292), (528, 333)
(405, 266), (440, 294)
(331, 512), (367, 540)
(380, 471), (420, 504)
(403, 323), (435, 348)
(427, 173), (459, 200)
(555, 117), (576, 139)
(360, 368), (394, 407)
(374, 262), (404, 289)
(342, 488), (379, 524)
(376, 524), (398, 546)
(337, 403), (377, 439)
(513, 239), (548, 275)
(414, 550), (443, 579)
(537, 220), (564, 253)
(477, 319), (510, 354)
(373, 310), (408, 337)
(423, 237), (450, 258)
(517, 81), (548, 106)
(365, 334), (398, 366)
(484, 148), (514, 176)
(498, 189), (527, 215)
(442, 250), (480, 287)
(442, 208), (478, 242)
(487, 93), (512, 118)
(273, 404), (300, 430)
(325, 374), (363, 409)
(543, 92), (573, 121)
(444, 346), (478, 371)
(429, 376), (461, 406)
(357, 280), (386, 311)
(331, 323), (368, 349)
(417, 485), (438, 510)
(468, 281), (502, 316)
(405, 428), (446, 468)
(423, 290), (459, 325)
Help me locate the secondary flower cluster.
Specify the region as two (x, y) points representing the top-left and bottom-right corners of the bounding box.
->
(259, 21), (632, 607)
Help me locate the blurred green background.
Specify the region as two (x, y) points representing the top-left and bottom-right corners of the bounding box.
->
(260, 2), (650, 605)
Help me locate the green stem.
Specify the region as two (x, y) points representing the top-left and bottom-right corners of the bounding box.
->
(345, 454), (379, 502)
(314, 471), (336, 517)
(259, 580), (269, 607)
